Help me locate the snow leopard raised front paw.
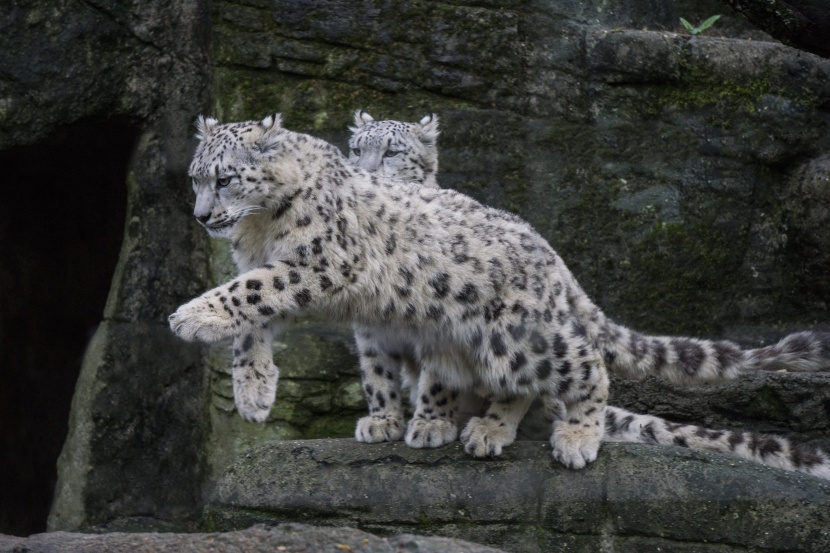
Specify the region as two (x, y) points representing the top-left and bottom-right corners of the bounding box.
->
(405, 418), (458, 448)
(169, 295), (237, 343)
(551, 420), (602, 469)
(234, 363), (278, 423)
(460, 416), (516, 457)
(355, 414), (406, 442)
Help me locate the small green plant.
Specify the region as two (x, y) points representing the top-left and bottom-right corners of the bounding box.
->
(679, 14), (721, 35)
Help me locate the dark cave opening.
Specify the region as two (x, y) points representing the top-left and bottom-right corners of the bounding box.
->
(0, 117), (136, 536)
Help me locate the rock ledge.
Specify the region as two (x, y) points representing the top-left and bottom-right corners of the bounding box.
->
(206, 439), (830, 553)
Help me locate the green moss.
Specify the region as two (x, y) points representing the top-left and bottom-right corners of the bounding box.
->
(212, 67), (474, 136)
(653, 51), (818, 122)
(417, 511), (433, 529)
(663, 75), (772, 114)
(618, 215), (743, 335)
(304, 416), (357, 439)
(745, 386), (788, 421)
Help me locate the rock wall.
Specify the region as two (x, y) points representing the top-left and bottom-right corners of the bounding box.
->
(0, 0), (214, 535)
(42, 0), (214, 531)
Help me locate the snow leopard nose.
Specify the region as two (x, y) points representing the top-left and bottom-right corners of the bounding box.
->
(357, 152), (382, 173)
(195, 212), (210, 225)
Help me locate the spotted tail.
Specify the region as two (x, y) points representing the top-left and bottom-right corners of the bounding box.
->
(588, 315), (830, 385)
(604, 406), (830, 480)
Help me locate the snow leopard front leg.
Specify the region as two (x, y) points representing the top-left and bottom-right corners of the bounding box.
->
(170, 263), (347, 343)
(461, 394), (534, 457)
(354, 324), (406, 442)
(405, 366), (463, 448)
(231, 323), (280, 422)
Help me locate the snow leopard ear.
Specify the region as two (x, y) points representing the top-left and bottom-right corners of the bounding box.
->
(353, 109), (374, 129)
(259, 113), (282, 131)
(418, 113), (440, 144)
(255, 113), (283, 154)
(195, 115), (219, 140)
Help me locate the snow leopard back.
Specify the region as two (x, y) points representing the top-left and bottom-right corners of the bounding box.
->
(348, 110), (439, 188)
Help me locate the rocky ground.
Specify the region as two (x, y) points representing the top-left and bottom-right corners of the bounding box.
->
(0, 523), (506, 553)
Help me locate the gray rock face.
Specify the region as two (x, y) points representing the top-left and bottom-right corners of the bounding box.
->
(204, 0), (830, 476)
(0, 523), (506, 553)
(610, 371), (830, 454)
(0, 0), (215, 534)
(205, 439), (830, 553)
(718, 0), (830, 58)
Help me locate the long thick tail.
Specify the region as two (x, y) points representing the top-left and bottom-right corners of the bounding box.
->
(604, 406), (830, 480)
(594, 318), (830, 385)
(559, 266), (830, 385)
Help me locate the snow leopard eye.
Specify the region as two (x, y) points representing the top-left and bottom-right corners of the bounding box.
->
(351, 148), (361, 156)
(216, 176), (232, 188)
(384, 150), (401, 158)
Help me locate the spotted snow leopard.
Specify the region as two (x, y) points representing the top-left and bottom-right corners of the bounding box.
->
(345, 110), (830, 479)
(349, 109), (439, 189)
(170, 113), (830, 473)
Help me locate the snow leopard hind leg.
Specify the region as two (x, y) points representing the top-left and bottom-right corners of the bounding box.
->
(402, 337), (470, 449)
(404, 368), (463, 448)
(354, 325), (466, 448)
(460, 393), (534, 457)
(458, 312), (610, 469)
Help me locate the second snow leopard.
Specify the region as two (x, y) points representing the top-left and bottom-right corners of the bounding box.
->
(171, 113), (830, 473)
(348, 110), (449, 445)
(349, 110), (440, 189)
(345, 110), (830, 479)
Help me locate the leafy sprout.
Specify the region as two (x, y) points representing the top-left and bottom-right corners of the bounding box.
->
(680, 14), (722, 35)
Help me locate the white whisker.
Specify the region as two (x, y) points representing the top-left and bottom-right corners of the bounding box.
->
(235, 205), (267, 218)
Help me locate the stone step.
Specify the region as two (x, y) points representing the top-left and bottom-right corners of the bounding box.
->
(206, 439), (830, 553)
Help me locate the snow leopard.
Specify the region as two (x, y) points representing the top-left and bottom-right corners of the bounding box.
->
(349, 109), (439, 189)
(170, 113), (830, 471)
(344, 110), (830, 480)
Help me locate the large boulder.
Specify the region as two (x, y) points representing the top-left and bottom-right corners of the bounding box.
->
(205, 439), (830, 553)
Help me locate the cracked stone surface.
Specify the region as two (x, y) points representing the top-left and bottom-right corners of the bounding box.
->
(204, 439), (830, 553)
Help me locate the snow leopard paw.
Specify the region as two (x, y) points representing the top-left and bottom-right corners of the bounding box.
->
(233, 362), (278, 423)
(405, 417), (458, 448)
(551, 420), (602, 469)
(169, 295), (237, 343)
(460, 416), (516, 457)
(355, 414), (406, 442)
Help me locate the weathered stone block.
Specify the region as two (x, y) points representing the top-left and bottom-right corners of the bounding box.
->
(204, 439), (830, 553)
